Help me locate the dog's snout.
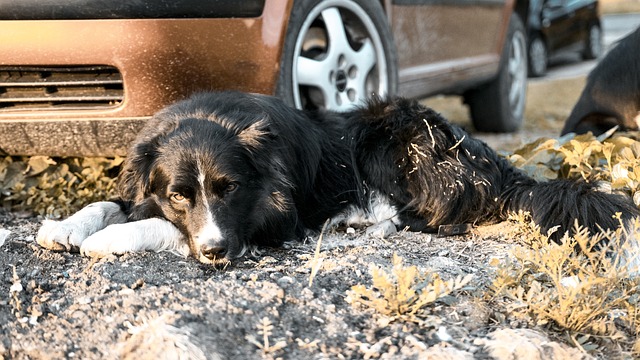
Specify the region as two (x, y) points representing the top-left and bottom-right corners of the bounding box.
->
(200, 244), (227, 260)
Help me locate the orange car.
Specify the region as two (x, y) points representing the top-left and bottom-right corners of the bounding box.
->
(0, 0), (528, 156)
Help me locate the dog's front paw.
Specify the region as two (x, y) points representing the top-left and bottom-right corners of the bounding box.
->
(36, 201), (127, 253)
(36, 219), (91, 252)
(79, 219), (188, 258)
(79, 223), (137, 258)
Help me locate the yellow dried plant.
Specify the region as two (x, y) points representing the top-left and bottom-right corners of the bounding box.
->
(346, 253), (473, 320)
(492, 214), (640, 354)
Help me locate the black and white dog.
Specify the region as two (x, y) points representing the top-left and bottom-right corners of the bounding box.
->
(37, 92), (639, 267)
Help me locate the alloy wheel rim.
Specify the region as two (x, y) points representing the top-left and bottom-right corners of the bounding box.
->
(508, 30), (527, 120)
(530, 38), (546, 75)
(292, 0), (388, 111)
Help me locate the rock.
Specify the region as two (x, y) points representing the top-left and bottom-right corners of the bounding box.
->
(0, 229), (10, 247)
(476, 328), (593, 360)
(366, 220), (397, 238)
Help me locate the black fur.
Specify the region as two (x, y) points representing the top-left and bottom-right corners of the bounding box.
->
(114, 92), (638, 260)
(561, 27), (640, 135)
(346, 97), (638, 239)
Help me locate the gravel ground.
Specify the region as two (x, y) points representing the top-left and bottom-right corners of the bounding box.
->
(1, 209), (594, 360)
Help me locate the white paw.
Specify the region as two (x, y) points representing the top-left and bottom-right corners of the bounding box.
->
(36, 201), (127, 252)
(36, 219), (91, 252)
(80, 223), (139, 257)
(80, 218), (189, 258)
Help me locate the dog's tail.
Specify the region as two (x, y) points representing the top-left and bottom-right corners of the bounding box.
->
(500, 171), (639, 241)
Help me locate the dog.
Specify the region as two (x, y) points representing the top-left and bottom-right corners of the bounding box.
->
(37, 91), (639, 267)
(561, 27), (640, 136)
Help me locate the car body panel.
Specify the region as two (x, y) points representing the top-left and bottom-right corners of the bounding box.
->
(0, 0), (266, 20)
(392, 1), (509, 97)
(529, 0), (599, 54)
(0, 0), (516, 156)
(0, 2), (293, 156)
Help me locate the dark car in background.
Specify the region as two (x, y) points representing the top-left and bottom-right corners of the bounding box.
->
(527, 0), (602, 77)
(0, 0), (528, 157)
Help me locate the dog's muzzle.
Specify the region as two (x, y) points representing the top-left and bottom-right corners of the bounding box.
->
(200, 243), (227, 260)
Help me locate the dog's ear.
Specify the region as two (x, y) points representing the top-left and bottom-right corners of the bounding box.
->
(128, 196), (165, 222)
(117, 142), (159, 202)
(237, 119), (271, 150)
(116, 118), (178, 202)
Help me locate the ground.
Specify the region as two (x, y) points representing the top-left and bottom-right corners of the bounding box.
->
(0, 76), (607, 359)
(1, 210), (591, 360)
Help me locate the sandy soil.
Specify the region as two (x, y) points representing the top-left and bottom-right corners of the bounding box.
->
(601, 0), (640, 14)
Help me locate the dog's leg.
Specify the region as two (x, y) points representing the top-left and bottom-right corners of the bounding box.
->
(80, 218), (190, 258)
(37, 201), (127, 252)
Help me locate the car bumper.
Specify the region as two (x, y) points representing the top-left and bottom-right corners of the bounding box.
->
(0, 1), (291, 156)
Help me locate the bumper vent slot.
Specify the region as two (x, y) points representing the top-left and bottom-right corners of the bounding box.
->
(0, 65), (124, 111)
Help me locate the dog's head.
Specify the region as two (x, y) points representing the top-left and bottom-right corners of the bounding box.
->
(118, 94), (297, 264)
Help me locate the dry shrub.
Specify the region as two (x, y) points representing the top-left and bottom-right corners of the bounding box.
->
(346, 253), (473, 321)
(0, 156), (122, 218)
(508, 131), (640, 205)
(492, 212), (640, 355)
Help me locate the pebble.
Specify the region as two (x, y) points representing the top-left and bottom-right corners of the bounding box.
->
(436, 326), (452, 342)
(0, 229), (10, 247)
(77, 297), (91, 305)
(366, 220), (397, 238)
(118, 288), (134, 296)
(276, 276), (295, 288)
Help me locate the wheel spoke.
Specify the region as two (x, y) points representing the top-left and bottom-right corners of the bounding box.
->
(509, 42), (523, 76)
(321, 7), (351, 58)
(296, 56), (335, 104)
(347, 39), (376, 102)
(509, 78), (521, 104)
(354, 39), (376, 75)
(335, 92), (351, 110)
(509, 62), (524, 104)
(508, 34), (526, 108)
(297, 56), (327, 86)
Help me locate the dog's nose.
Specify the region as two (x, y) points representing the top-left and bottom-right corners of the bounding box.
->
(200, 244), (227, 260)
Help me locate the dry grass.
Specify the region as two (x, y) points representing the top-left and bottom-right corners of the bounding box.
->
(601, 0), (640, 14)
(0, 156), (122, 217)
(524, 77), (586, 133)
(491, 213), (640, 355)
(346, 253), (473, 321)
(507, 131), (640, 204)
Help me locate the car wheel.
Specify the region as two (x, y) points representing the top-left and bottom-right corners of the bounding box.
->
(276, 0), (398, 111)
(527, 34), (547, 77)
(582, 23), (602, 60)
(464, 13), (527, 133)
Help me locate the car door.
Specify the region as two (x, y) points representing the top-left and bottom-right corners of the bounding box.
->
(569, 0), (598, 42)
(541, 0), (577, 51)
(390, 0), (509, 99)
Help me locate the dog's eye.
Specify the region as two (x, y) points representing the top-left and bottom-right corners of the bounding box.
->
(225, 183), (238, 193)
(170, 193), (187, 203)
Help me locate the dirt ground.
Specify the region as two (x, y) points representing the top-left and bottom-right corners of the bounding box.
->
(1, 209), (594, 360)
(601, 0), (640, 14)
(0, 76), (607, 360)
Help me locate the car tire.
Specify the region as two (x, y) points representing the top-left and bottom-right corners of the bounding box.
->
(275, 0), (398, 111)
(527, 34), (547, 77)
(464, 13), (527, 133)
(582, 23), (602, 60)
